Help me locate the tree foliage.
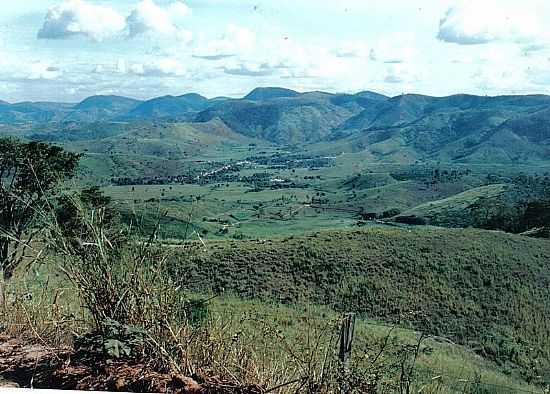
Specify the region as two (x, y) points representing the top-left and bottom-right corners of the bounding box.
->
(0, 138), (80, 281)
(56, 186), (114, 239)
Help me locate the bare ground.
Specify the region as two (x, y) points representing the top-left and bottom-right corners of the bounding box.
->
(0, 335), (263, 393)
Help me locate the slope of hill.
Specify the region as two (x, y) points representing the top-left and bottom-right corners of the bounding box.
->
(399, 184), (509, 227)
(244, 87), (299, 101)
(0, 101), (72, 123)
(175, 227), (550, 384)
(65, 120), (258, 158)
(65, 95), (142, 122)
(118, 93), (209, 121)
(355, 90), (389, 101)
(194, 92), (362, 144)
(499, 106), (550, 144)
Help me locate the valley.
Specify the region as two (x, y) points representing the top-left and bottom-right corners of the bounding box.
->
(2, 87), (550, 393)
(2, 87), (550, 240)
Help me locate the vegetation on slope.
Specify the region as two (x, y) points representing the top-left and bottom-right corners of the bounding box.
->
(173, 227), (550, 385)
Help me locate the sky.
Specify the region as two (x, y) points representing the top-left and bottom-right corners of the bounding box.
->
(1, 0), (550, 102)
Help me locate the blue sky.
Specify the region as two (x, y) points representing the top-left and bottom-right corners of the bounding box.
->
(1, 0), (550, 102)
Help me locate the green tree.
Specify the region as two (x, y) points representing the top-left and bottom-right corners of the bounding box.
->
(522, 200), (550, 230)
(0, 138), (80, 302)
(56, 186), (114, 239)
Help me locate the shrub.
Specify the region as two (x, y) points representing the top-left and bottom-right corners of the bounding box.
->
(394, 215), (427, 225)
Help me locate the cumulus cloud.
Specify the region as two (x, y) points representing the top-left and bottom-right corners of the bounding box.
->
(193, 24), (256, 58)
(126, 0), (191, 39)
(522, 44), (548, 57)
(473, 44), (538, 87)
(38, 0), (191, 42)
(437, 1), (544, 45)
(92, 58), (187, 77)
(116, 59), (127, 74)
(128, 58), (187, 77)
(369, 49), (377, 61)
(37, 0), (126, 41)
(223, 62), (273, 77)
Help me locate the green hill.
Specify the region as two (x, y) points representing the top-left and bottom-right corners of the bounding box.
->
(400, 184), (509, 227)
(195, 92), (359, 144)
(66, 95), (142, 122)
(118, 93), (209, 121)
(244, 87), (300, 100)
(173, 227), (550, 384)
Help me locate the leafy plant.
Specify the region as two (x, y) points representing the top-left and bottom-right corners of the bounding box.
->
(75, 319), (147, 360)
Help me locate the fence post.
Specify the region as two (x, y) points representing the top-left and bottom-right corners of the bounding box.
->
(339, 313), (356, 394)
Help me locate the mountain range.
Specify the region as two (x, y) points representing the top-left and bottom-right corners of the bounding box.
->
(2, 87), (550, 164)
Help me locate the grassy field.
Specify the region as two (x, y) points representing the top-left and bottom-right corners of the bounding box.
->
(92, 150), (547, 242)
(78, 139), (549, 242)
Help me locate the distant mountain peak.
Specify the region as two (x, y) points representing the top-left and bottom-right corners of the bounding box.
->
(75, 95), (141, 110)
(244, 87), (300, 101)
(178, 93), (208, 101)
(355, 91), (389, 101)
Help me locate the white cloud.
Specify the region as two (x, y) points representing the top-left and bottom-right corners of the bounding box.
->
(91, 57), (187, 77)
(333, 41), (370, 59)
(438, 0), (544, 45)
(128, 58), (187, 77)
(118, 59), (128, 74)
(223, 62), (273, 77)
(383, 63), (421, 85)
(522, 56), (550, 86)
(168, 1), (192, 20)
(275, 41), (354, 80)
(37, 0), (191, 42)
(384, 74), (402, 84)
(225, 24), (256, 51)
(37, 0), (126, 41)
(126, 0), (191, 39)
(193, 24), (256, 58)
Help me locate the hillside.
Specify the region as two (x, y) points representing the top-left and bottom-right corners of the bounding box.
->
(399, 184), (509, 227)
(174, 227), (550, 383)
(119, 93), (210, 121)
(244, 87), (300, 100)
(194, 91), (362, 144)
(64, 119), (258, 158)
(65, 95), (142, 122)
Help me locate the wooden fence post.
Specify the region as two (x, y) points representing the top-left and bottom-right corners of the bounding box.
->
(339, 313), (356, 393)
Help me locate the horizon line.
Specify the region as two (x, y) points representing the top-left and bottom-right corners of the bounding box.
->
(2, 87), (549, 105)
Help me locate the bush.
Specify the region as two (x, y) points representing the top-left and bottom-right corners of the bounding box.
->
(46, 196), (196, 369)
(394, 215), (427, 225)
